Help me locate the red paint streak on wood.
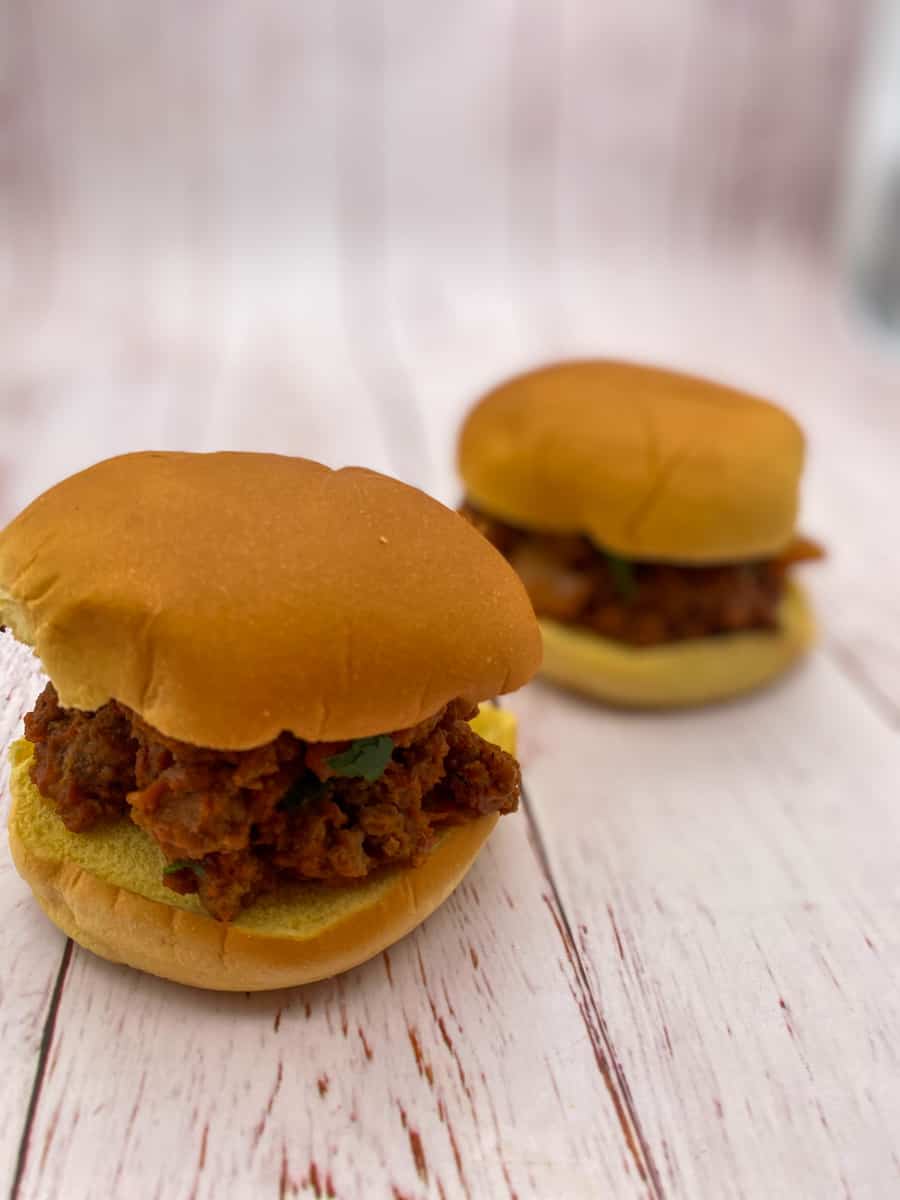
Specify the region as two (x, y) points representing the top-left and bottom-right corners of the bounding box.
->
(469, 945), (479, 969)
(252, 1061), (284, 1147)
(38, 1101), (62, 1172)
(391, 1188), (412, 1200)
(442, 1110), (471, 1199)
(437, 1182), (449, 1200)
(541, 893), (662, 1196)
(308, 1160), (323, 1198)
(607, 905), (626, 961)
(279, 1146), (295, 1200)
(407, 1025), (434, 1087)
(358, 1026), (373, 1061)
(415, 946), (430, 988)
(408, 1128), (428, 1184)
(325, 1173), (337, 1199)
(440, 980), (460, 1026)
(396, 1103), (430, 1186)
(383, 950), (394, 985)
(317, 1074), (330, 1098)
(477, 1071), (518, 1199)
(435, 1014), (453, 1053)
(425, 992), (473, 1104)
(198, 1122), (209, 1170)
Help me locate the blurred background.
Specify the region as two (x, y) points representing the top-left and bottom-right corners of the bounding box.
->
(1, 0), (897, 521)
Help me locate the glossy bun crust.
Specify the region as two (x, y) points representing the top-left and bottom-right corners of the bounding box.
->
(459, 360), (805, 563)
(0, 452), (541, 748)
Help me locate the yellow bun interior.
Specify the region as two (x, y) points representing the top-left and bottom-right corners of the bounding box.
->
(538, 580), (814, 707)
(459, 360), (805, 563)
(0, 452), (540, 748)
(8, 706), (517, 991)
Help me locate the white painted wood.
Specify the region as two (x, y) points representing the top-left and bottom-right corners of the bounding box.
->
(509, 660), (900, 1198)
(4, 3), (899, 1199)
(0, 637), (61, 1200)
(16, 818), (652, 1200)
(392, 245), (900, 1196)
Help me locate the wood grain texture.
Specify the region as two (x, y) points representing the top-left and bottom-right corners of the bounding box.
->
(14, 821), (659, 1200)
(510, 662), (900, 1198)
(0, 638), (64, 1200)
(3, 2), (899, 1198)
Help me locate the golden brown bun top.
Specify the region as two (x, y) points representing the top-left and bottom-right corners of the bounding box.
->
(459, 360), (806, 563)
(0, 452), (541, 747)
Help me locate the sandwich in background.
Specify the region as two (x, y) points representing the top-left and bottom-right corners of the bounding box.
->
(459, 360), (822, 708)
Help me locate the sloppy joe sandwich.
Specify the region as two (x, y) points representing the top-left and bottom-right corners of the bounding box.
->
(459, 360), (822, 707)
(2, 451), (540, 989)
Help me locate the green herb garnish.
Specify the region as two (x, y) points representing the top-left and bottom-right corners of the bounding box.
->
(327, 735), (394, 782)
(163, 859), (205, 878)
(607, 552), (637, 602)
(280, 774), (325, 811)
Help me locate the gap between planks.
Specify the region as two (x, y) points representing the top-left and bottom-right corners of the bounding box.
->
(520, 781), (666, 1198)
(9, 940), (74, 1200)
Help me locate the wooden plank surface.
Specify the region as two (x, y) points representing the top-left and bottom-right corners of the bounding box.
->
(4, 2), (900, 1199)
(0, 639), (64, 1200)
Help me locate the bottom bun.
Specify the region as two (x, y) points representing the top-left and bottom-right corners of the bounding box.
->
(539, 580), (815, 708)
(8, 706), (516, 991)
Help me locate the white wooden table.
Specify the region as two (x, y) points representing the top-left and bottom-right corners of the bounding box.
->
(4, 3), (899, 1198)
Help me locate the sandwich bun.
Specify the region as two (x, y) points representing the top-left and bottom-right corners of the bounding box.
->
(538, 580), (814, 708)
(459, 360), (806, 564)
(0, 452), (541, 749)
(9, 706), (517, 991)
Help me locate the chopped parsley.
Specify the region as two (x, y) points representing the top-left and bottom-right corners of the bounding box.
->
(163, 859), (205, 878)
(607, 552), (637, 602)
(280, 774), (325, 811)
(327, 735), (394, 782)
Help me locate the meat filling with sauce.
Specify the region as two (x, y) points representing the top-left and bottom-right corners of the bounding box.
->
(23, 683), (519, 922)
(461, 502), (822, 646)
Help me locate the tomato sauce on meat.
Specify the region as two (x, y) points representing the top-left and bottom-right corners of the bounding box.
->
(24, 684), (520, 922)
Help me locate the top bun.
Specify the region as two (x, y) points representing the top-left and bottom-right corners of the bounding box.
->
(0, 452), (541, 748)
(459, 360), (806, 563)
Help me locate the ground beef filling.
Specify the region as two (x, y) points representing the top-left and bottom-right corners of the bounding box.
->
(23, 683), (520, 922)
(462, 503), (822, 647)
